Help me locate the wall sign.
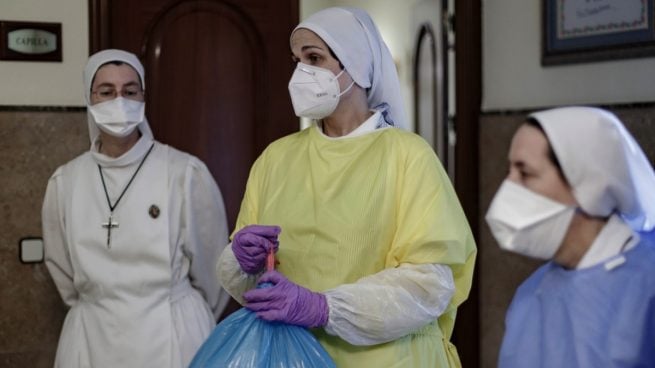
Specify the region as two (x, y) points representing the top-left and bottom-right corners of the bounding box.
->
(0, 21), (62, 62)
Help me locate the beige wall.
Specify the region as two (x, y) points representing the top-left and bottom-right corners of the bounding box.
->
(0, 0), (88, 106)
(483, 0), (655, 110)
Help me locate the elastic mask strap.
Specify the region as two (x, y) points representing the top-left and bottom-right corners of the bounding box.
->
(338, 80), (355, 97)
(334, 68), (355, 97)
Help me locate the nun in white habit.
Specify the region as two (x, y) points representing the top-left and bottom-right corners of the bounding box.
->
(42, 49), (230, 367)
(486, 106), (655, 367)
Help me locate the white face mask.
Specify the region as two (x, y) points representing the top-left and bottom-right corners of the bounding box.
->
(485, 180), (576, 260)
(288, 62), (355, 120)
(88, 97), (145, 138)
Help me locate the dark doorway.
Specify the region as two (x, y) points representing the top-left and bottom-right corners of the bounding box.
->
(89, 0), (299, 231)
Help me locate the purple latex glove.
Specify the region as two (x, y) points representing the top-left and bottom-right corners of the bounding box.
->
(232, 225), (281, 274)
(243, 270), (329, 328)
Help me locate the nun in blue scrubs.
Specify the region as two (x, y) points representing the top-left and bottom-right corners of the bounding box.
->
(486, 106), (655, 367)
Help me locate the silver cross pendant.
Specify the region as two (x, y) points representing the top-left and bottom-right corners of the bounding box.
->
(101, 214), (119, 249)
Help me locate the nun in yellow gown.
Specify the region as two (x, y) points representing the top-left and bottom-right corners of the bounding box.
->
(217, 7), (476, 368)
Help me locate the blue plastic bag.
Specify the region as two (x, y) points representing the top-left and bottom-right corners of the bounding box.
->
(191, 249), (335, 368)
(189, 306), (335, 368)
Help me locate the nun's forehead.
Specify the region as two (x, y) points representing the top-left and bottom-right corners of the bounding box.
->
(290, 28), (329, 51)
(91, 61), (142, 88)
(292, 9), (361, 61)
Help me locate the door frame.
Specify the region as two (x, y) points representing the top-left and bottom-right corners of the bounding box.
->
(89, 0), (110, 53)
(453, 0), (481, 367)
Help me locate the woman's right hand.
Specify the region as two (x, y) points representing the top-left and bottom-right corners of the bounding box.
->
(232, 225), (281, 274)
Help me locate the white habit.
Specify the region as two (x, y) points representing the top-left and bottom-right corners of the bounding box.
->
(42, 134), (230, 367)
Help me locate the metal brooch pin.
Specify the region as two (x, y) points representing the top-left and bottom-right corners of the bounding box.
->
(149, 205), (160, 219)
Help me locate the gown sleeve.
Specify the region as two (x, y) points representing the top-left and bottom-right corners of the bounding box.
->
(184, 158), (231, 320)
(216, 244), (260, 304)
(324, 263), (454, 345)
(43, 167), (78, 307)
(216, 251), (455, 344)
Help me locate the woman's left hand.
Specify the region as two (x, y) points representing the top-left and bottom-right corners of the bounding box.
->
(243, 270), (328, 328)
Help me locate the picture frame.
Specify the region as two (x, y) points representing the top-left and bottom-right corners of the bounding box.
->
(542, 0), (655, 65)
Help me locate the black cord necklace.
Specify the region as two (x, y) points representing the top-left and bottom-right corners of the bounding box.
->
(98, 143), (155, 248)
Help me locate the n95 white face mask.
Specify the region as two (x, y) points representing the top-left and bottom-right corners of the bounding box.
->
(288, 62), (355, 120)
(485, 180), (575, 260)
(88, 97), (145, 138)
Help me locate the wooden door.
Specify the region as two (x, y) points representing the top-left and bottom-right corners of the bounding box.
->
(89, 0), (299, 232)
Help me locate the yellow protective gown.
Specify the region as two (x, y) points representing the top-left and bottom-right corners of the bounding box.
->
(232, 125), (476, 367)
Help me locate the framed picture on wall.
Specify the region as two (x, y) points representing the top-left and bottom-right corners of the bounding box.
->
(542, 0), (655, 65)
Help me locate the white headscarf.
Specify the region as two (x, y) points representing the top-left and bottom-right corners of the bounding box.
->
(83, 49), (154, 146)
(530, 106), (655, 231)
(294, 7), (407, 129)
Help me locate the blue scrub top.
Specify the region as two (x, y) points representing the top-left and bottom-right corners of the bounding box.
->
(499, 233), (655, 367)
